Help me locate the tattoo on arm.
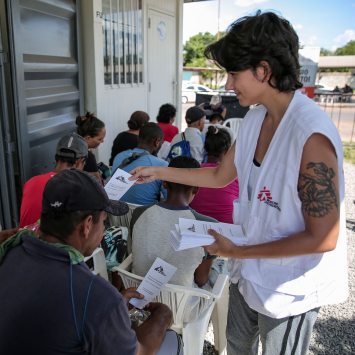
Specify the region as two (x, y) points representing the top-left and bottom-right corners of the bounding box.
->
(298, 162), (339, 218)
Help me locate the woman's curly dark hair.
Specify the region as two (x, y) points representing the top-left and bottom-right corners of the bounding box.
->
(157, 103), (177, 124)
(204, 11), (302, 92)
(76, 112), (105, 138)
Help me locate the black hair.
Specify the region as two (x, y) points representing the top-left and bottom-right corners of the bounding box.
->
(166, 156), (200, 193)
(127, 111), (150, 130)
(209, 113), (224, 123)
(204, 11), (302, 92)
(138, 122), (164, 143)
(76, 112), (105, 138)
(205, 126), (231, 158)
(40, 210), (102, 241)
(54, 149), (88, 167)
(157, 104), (177, 124)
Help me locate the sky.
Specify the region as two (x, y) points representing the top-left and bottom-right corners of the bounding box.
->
(183, 0), (355, 52)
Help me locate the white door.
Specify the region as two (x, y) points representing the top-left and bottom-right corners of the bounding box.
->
(147, 9), (176, 120)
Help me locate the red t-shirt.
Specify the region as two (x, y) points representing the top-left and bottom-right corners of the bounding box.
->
(20, 172), (57, 228)
(157, 123), (179, 143)
(190, 163), (239, 224)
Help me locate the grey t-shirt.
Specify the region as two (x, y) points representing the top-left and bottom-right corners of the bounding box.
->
(131, 202), (217, 322)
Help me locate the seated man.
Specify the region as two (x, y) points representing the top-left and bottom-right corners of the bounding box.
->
(20, 133), (88, 228)
(202, 113), (236, 143)
(131, 156), (227, 323)
(200, 94), (226, 120)
(0, 169), (182, 355)
(169, 106), (207, 163)
(112, 122), (168, 205)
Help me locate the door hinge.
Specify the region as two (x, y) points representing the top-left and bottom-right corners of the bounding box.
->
(148, 18), (151, 28)
(5, 141), (15, 154)
(0, 52), (8, 65)
(149, 82), (151, 92)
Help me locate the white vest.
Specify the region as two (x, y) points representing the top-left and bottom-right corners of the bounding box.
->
(229, 91), (348, 318)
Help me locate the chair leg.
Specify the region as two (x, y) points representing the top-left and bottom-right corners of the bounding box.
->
(212, 281), (229, 355)
(182, 307), (213, 355)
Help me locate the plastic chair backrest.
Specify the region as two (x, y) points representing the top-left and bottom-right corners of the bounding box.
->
(223, 118), (243, 138)
(113, 254), (223, 330)
(84, 247), (108, 281)
(107, 202), (142, 229)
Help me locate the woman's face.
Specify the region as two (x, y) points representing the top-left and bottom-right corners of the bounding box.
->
(86, 127), (106, 149)
(225, 68), (268, 107)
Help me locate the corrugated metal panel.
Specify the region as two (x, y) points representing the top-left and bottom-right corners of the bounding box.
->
(8, 0), (83, 181)
(319, 55), (355, 69)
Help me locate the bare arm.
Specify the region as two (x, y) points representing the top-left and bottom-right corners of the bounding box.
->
(130, 140), (238, 188)
(194, 259), (213, 287)
(204, 133), (340, 259)
(89, 171), (101, 181)
(221, 108), (226, 118)
(135, 303), (173, 355)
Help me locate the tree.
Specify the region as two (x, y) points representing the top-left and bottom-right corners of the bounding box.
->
(183, 31), (226, 66)
(334, 40), (355, 56)
(320, 47), (333, 56)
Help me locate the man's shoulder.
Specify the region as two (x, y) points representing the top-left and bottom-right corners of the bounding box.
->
(189, 209), (218, 223)
(24, 172), (55, 189)
(147, 155), (168, 167)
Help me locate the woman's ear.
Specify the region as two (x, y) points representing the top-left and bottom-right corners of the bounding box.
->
(259, 61), (272, 82)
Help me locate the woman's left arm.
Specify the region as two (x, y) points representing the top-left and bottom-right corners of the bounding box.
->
(205, 133), (341, 258)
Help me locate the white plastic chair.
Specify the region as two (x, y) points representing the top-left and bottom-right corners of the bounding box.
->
(223, 118), (243, 139)
(107, 202), (142, 254)
(113, 254), (229, 355)
(84, 247), (108, 281)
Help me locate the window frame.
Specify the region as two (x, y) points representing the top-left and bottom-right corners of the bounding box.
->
(103, 0), (144, 89)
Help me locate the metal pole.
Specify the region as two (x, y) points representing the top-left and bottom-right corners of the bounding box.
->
(337, 98), (342, 130)
(217, 0), (220, 41)
(350, 110), (355, 145)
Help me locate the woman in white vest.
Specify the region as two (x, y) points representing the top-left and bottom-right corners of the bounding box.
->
(129, 11), (348, 355)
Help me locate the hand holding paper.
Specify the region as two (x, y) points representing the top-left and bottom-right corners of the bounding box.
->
(130, 257), (177, 309)
(105, 168), (137, 200)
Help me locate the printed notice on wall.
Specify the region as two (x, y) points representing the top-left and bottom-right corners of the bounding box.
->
(104, 168), (137, 200)
(130, 257), (177, 309)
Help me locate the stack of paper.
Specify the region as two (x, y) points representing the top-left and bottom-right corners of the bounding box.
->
(169, 218), (248, 251)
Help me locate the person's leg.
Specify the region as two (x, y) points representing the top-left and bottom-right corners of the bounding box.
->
(259, 307), (320, 355)
(156, 329), (183, 355)
(227, 283), (260, 355)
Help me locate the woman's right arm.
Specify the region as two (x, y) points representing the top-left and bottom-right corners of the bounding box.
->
(129, 141), (238, 188)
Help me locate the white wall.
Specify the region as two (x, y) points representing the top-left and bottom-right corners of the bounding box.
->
(81, 0), (183, 164)
(316, 72), (355, 89)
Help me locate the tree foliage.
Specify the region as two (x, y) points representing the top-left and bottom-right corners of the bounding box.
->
(334, 40), (355, 56)
(183, 31), (226, 67)
(320, 47), (332, 56)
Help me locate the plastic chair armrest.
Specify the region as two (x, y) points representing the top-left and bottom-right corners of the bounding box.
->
(210, 274), (229, 299)
(117, 253), (133, 271)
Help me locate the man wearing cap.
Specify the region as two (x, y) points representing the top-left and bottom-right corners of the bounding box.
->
(200, 94), (226, 120)
(0, 168), (182, 355)
(19, 133), (88, 228)
(169, 106), (207, 163)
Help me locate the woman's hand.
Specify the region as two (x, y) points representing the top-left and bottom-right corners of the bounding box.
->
(120, 287), (145, 308)
(203, 229), (240, 257)
(129, 166), (159, 184)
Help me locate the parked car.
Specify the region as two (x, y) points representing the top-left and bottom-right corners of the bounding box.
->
(219, 87), (235, 96)
(314, 83), (335, 94)
(181, 84), (214, 103)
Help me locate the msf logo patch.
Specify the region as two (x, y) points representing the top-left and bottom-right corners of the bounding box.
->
(154, 266), (166, 276)
(257, 186), (281, 212)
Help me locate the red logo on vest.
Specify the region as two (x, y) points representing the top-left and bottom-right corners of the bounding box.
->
(257, 187), (273, 201)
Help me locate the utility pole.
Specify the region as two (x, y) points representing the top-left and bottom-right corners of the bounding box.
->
(217, 0), (221, 41)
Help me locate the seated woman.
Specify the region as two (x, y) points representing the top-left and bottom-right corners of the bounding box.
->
(156, 103), (179, 143)
(76, 112), (105, 181)
(109, 111), (150, 166)
(202, 113), (236, 143)
(190, 126), (239, 223)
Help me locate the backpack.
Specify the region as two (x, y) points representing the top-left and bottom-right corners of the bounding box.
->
(166, 132), (191, 162)
(101, 226), (129, 270)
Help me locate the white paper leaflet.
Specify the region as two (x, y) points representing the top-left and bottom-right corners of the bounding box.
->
(130, 257), (177, 309)
(169, 218), (248, 251)
(104, 168), (137, 200)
